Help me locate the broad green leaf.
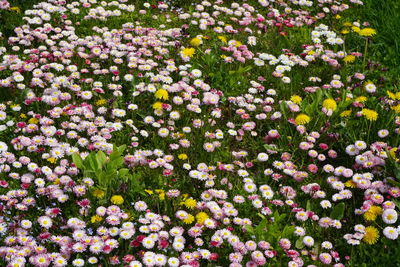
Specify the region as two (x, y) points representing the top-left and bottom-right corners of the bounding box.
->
(330, 202), (345, 220)
(295, 238), (305, 249)
(72, 153), (83, 169)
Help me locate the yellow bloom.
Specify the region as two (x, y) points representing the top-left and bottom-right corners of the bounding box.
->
(190, 37), (202, 47)
(235, 41), (243, 47)
(364, 205), (383, 221)
(92, 189), (105, 199)
(343, 55), (356, 63)
(362, 226), (379, 244)
(389, 147), (398, 159)
(183, 214), (195, 224)
(218, 36), (227, 43)
(53, 178), (60, 185)
(341, 29), (350, 34)
(155, 89), (169, 100)
(355, 96), (367, 103)
(178, 154), (188, 160)
(344, 180), (356, 188)
(96, 99), (107, 106)
(295, 114), (311, 125)
(9, 6), (21, 13)
(290, 95), (302, 104)
(47, 157), (57, 164)
(361, 109), (378, 121)
(111, 195), (124, 205)
(392, 104), (400, 113)
(335, 14), (341, 19)
(387, 91), (396, 100)
(181, 47), (195, 58)
(340, 110), (352, 117)
(196, 212), (209, 224)
(369, 205), (383, 215)
(152, 102), (163, 110)
(322, 98), (337, 111)
(145, 189), (154, 195)
(183, 198), (197, 209)
(352, 26), (360, 33)
(307, 50), (315, 55)
(28, 118), (39, 124)
(359, 28), (376, 37)
(20, 113), (26, 119)
(91, 215), (103, 223)
(343, 22), (352, 27)
(155, 189), (165, 200)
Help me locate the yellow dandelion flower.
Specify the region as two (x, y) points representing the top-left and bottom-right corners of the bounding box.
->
(344, 55), (356, 63)
(92, 189), (105, 199)
(110, 195), (124, 205)
(145, 189), (154, 195)
(20, 113), (26, 119)
(181, 47), (195, 58)
(47, 157), (57, 164)
(395, 92), (400, 100)
(9, 6), (21, 13)
(352, 26), (361, 33)
(196, 212), (209, 224)
(290, 95), (302, 104)
(341, 29), (350, 34)
(359, 28), (376, 37)
(362, 226), (379, 244)
(152, 102), (163, 110)
(355, 96), (367, 103)
(28, 118), (39, 124)
(155, 89), (169, 100)
(335, 14), (341, 19)
(218, 36), (227, 43)
(322, 98), (337, 111)
(369, 205), (383, 215)
(96, 99), (107, 106)
(235, 41), (243, 47)
(344, 180), (356, 188)
(387, 91), (396, 100)
(178, 153), (188, 160)
(364, 211), (377, 221)
(391, 104), (400, 113)
(183, 214), (195, 224)
(389, 148), (398, 159)
(343, 22), (353, 27)
(340, 110), (352, 117)
(183, 198), (197, 209)
(91, 215), (103, 223)
(361, 109), (378, 121)
(190, 37), (202, 47)
(295, 114), (311, 125)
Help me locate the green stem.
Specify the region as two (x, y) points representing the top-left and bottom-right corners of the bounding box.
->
(362, 38), (369, 72)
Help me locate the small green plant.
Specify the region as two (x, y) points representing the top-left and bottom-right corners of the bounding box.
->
(72, 145), (143, 197)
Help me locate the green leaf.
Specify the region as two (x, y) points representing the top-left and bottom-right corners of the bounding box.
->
(306, 200), (311, 211)
(244, 225), (255, 235)
(117, 144), (127, 154)
(282, 225), (295, 238)
(330, 202), (345, 220)
(72, 153), (83, 169)
(295, 238), (305, 249)
(119, 168), (129, 178)
(96, 151), (107, 168)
